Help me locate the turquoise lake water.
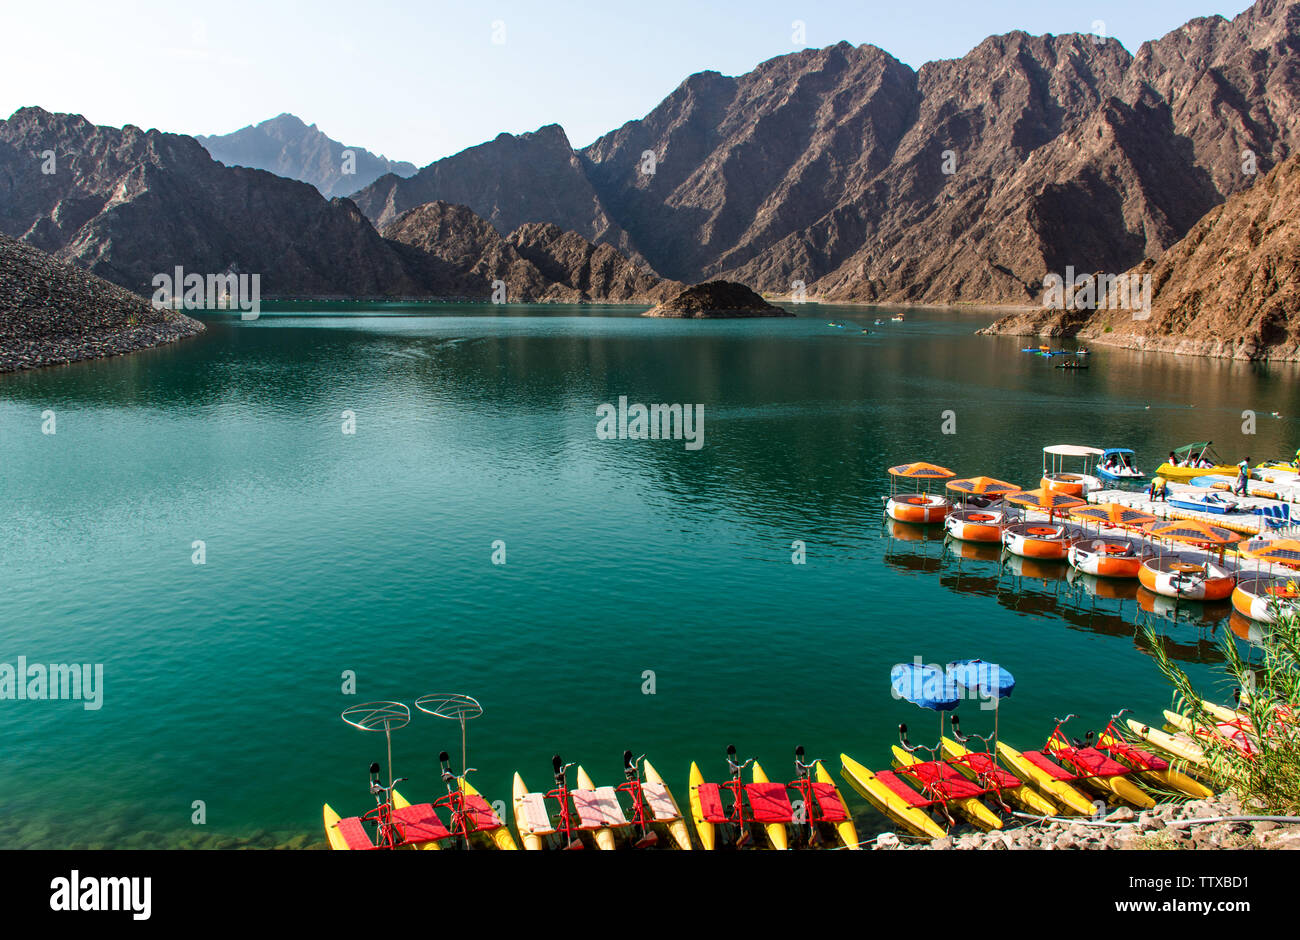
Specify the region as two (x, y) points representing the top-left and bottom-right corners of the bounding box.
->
(1, 303), (1296, 848)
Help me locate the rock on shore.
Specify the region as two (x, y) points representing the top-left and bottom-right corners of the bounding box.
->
(868, 794), (1300, 850)
(1, 233), (203, 373)
(643, 281), (793, 318)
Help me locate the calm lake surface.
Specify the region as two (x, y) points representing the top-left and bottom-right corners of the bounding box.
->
(1, 303), (1297, 848)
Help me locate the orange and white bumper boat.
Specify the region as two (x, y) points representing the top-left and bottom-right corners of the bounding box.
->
(943, 507), (1011, 543)
(1067, 536), (1151, 579)
(1138, 556), (1236, 601)
(1231, 573), (1300, 623)
(1001, 521), (1076, 560)
(1040, 473), (1103, 498)
(885, 493), (951, 524)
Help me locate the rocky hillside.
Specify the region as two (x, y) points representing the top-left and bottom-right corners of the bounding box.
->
(0, 107), (428, 298)
(354, 124), (641, 262)
(197, 113), (417, 199)
(1, 232), (202, 372)
(381, 201), (678, 303)
(980, 152), (1300, 360)
(644, 281), (792, 318)
(351, 0), (1300, 305)
(0, 109), (673, 304)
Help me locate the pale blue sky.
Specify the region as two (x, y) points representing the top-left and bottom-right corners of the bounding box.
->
(0, 0), (1255, 166)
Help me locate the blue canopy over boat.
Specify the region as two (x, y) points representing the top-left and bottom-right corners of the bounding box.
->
(890, 662), (961, 711)
(1101, 448), (1134, 459)
(946, 659), (1015, 700)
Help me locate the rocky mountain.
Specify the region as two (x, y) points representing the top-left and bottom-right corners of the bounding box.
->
(1, 232), (202, 372)
(980, 152), (1300, 360)
(381, 201), (677, 303)
(0, 108), (670, 304)
(351, 0), (1300, 306)
(0, 107), (428, 298)
(196, 114), (417, 198)
(644, 281), (792, 318)
(353, 124), (641, 261)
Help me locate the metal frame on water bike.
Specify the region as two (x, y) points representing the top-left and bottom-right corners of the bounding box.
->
(616, 750), (659, 849)
(432, 750), (480, 850)
(945, 714), (1014, 813)
(788, 745), (830, 847)
(545, 755), (585, 850)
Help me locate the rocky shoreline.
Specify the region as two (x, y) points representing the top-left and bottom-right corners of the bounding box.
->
(1, 233), (203, 374)
(870, 794), (1300, 850)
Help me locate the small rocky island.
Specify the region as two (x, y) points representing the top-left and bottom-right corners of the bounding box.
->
(1, 234), (203, 373)
(643, 280), (793, 318)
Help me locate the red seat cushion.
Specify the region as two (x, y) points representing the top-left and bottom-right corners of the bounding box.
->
(696, 783), (728, 824)
(959, 752), (1022, 789)
(1063, 747), (1131, 778)
(1104, 743), (1168, 772)
(809, 782), (849, 822)
(335, 816), (378, 850)
(900, 761), (987, 800)
(1023, 750), (1079, 781)
(392, 803), (451, 844)
(744, 782), (794, 823)
(875, 770), (934, 808)
(461, 793), (504, 830)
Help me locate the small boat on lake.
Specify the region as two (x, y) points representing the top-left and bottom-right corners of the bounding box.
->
(1167, 491), (1240, 515)
(1232, 573), (1300, 624)
(1040, 444), (1104, 497)
(944, 507), (1014, 543)
(883, 461), (954, 524)
(1137, 555), (1236, 601)
(1096, 448), (1145, 482)
(1067, 535), (1152, 579)
(1001, 521), (1078, 560)
(1154, 442), (1238, 483)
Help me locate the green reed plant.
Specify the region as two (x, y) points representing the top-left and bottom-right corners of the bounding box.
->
(1142, 600), (1300, 815)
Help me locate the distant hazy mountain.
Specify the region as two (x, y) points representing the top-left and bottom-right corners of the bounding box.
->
(197, 114), (416, 198)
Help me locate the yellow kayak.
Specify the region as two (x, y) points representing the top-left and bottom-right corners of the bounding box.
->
(687, 762), (716, 850)
(512, 772), (549, 851)
(840, 753), (946, 841)
(813, 760), (860, 849)
(1042, 744), (1155, 809)
(939, 737), (1058, 817)
(460, 777), (518, 850)
(750, 761), (789, 849)
(643, 759), (692, 850)
(891, 746), (1002, 831)
(1125, 718), (1214, 775)
(1096, 729), (1213, 799)
(322, 804), (349, 850)
(994, 741), (1096, 816)
(576, 766), (617, 851)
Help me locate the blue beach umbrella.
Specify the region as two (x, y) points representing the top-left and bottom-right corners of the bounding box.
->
(891, 662), (962, 745)
(946, 659), (1015, 700)
(946, 659), (1016, 747)
(890, 662), (962, 710)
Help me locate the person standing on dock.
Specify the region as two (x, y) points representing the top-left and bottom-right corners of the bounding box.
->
(1235, 457), (1251, 496)
(1148, 475), (1167, 501)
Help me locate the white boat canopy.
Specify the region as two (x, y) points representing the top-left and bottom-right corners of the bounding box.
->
(1043, 445), (1105, 457)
